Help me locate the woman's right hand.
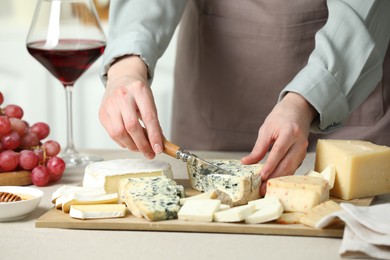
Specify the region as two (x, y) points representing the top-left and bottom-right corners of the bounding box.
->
(99, 55), (163, 159)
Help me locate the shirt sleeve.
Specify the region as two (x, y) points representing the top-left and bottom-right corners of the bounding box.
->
(100, 0), (188, 84)
(279, 0), (390, 133)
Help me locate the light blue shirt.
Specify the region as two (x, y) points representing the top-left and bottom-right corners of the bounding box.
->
(102, 0), (390, 134)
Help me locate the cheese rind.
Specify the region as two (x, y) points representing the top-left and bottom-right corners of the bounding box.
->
(187, 160), (263, 206)
(69, 204), (127, 219)
(315, 139), (390, 200)
(178, 199), (221, 222)
(265, 176), (329, 212)
(83, 159), (173, 194)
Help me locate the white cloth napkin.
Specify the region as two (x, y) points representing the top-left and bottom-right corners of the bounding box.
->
(316, 203), (390, 259)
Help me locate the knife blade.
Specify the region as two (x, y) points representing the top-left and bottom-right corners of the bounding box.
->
(163, 139), (232, 176)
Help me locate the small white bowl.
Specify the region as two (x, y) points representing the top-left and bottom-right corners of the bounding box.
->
(0, 186), (43, 222)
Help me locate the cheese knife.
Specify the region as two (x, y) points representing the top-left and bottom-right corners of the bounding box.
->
(163, 139), (232, 176)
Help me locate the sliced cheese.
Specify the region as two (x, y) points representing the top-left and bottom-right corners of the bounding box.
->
(315, 139), (390, 200)
(213, 204), (255, 222)
(69, 204), (127, 220)
(266, 175), (329, 212)
(245, 202), (284, 224)
(276, 212), (304, 224)
(248, 196), (281, 210)
(179, 191), (212, 206)
(299, 200), (342, 228)
(219, 204), (231, 211)
(53, 186), (106, 209)
(187, 160), (263, 206)
(320, 165), (336, 189)
(305, 170), (322, 178)
(62, 192), (119, 213)
(83, 159), (173, 194)
(178, 199), (221, 222)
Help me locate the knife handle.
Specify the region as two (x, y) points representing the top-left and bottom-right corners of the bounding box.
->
(163, 139), (181, 158)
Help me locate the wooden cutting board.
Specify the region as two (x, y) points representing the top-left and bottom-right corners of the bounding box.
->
(35, 179), (374, 238)
(0, 171), (32, 186)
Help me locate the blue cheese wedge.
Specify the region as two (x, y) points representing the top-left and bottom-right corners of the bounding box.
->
(187, 160), (263, 206)
(83, 159), (174, 194)
(123, 176), (183, 221)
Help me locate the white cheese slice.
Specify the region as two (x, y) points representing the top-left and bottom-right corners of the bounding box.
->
(179, 191), (212, 205)
(248, 196), (281, 211)
(53, 186), (106, 209)
(219, 204), (231, 211)
(320, 165), (336, 189)
(69, 204), (127, 220)
(305, 170), (322, 178)
(83, 159), (174, 194)
(178, 199), (221, 222)
(213, 204), (255, 222)
(245, 201), (284, 224)
(62, 192), (119, 213)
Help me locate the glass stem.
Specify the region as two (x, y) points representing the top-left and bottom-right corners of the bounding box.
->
(64, 85), (78, 154)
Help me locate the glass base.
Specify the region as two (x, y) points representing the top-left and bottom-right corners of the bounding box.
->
(59, 151), (103, 167)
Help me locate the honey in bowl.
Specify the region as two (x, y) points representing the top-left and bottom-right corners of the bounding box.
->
(0, 192), (35, 203)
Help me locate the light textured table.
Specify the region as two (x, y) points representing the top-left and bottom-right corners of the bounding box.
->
(1, 149), (387, 260)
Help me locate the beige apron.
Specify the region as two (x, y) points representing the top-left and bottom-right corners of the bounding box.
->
(171, 0), (390, 152)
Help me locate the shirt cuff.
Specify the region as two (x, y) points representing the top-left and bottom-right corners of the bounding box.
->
(100, 32), (160, 85)
(279, 63), (350, 133)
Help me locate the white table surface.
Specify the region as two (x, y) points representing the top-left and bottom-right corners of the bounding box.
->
(1, 149), (387, 260)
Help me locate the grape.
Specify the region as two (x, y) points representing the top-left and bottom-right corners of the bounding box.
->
(42, 140), (61, 157)
(46, 157), (65, 182)
(4, 104), (24, 119)
(30, 122), (50, 140)
(20, 132), (39, 149)
(0, 92), (3, 105)
(31, 165), (50, 187)
(0, 116), (11, 135)
(34, 148), (44, 163)
(19, 150), (39, 170)
(1, 131), (21, 150)
(10, 118), (28, 137)
(0, 150), (19, 172)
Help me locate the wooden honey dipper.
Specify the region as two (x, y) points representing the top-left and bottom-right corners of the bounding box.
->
(0, 192), (22, 202)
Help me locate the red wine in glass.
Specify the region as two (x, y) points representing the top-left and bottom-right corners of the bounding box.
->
(27, 39), (106, 86)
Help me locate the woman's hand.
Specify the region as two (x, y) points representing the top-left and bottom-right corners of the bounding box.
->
(99, 55), (163, 159)
(241, 92), (317, 196)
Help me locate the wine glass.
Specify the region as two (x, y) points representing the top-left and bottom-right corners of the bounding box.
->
(26, 0), (106, 167)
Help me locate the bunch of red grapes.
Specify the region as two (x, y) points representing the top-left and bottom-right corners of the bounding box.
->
(0, 91), (65, 186)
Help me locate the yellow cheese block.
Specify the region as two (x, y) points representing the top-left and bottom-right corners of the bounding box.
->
(315, 139), (390, 200)
(265, 176), (329, 212)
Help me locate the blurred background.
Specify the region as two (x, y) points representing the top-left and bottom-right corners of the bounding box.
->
(0, 0), (178, 150)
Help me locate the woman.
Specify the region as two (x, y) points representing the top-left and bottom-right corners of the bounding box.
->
(99, 0), (390, 195)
